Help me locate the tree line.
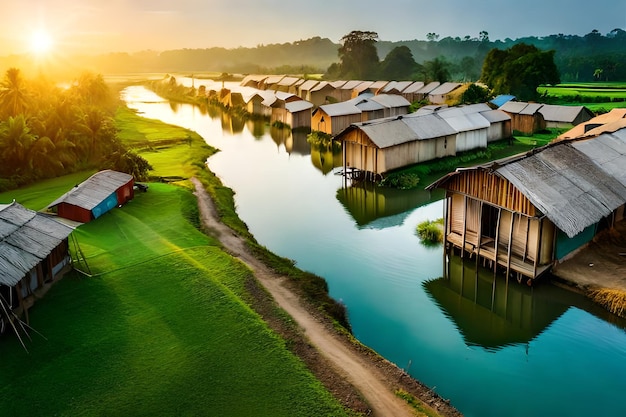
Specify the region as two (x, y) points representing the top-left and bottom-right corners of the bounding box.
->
(2, 29), (623, 84)
(0, 68), (151, 191)
(329, 31), (560, 102)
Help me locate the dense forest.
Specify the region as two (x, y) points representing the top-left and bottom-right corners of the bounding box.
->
(3, 29), (624, 83)
(0, 69), (151, 191)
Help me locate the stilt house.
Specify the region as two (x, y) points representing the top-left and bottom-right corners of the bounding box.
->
(334, 112), (457, 177)
(427, 127), (626, 283)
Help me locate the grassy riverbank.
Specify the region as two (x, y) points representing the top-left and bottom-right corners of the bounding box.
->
(0, 109), (353, 416)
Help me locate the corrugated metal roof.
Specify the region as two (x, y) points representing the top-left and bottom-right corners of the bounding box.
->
(347, 112), (457, 149)
(490, 95), (516, 107)
(285, 100), (314, 113)
(0, 202), (73, 286)
(415, 81), (440, 94)
(311, 81), (332, 92)
(263, 75), (285, 85)
(497, 144), (626, 237)
(480, 109), (511, 123)
(330, 80), (347, 88)
(355, 99), (384, 112)
(277, 76), (301, 86)
(381, 81), (413, 93)
(428, 127), (626, 238)
(341, 80), (363, 90)
(48, 170), (133, 211)
(402, 81), (425, 93)
(353, 81), (374, 93)
(438, 111), (490, 132)
(369, 94), (410, 108)
(520, 103), (543, 115)
(318, 101), (361, 117)
(370, 80), (391, 92)
(299, 80), (319, 91)
(538, 104), (588, 123)
(573, 130), (626, 186)
(428, 82), (462, 95)
(356, 119), (420, 148)
(240, 74), (268, 87)
(500, 101), (528, 114)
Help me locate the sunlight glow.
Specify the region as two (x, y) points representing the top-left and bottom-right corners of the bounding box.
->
(30, 30), (54, 55)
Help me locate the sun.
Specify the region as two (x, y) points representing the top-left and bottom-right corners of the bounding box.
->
(30, 30), (54, 55)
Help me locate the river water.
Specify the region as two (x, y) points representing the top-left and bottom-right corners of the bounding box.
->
(122, 84), (626, 417)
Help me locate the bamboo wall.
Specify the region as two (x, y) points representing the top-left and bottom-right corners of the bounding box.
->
(447, 192), (556, 271)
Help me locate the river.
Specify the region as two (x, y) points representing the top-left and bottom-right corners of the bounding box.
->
(122, 83), (626, 417)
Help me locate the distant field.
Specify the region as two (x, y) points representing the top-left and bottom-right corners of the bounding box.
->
(538, 83), (626, 112)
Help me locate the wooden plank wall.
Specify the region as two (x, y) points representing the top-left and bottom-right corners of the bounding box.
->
(445, 170), (536, 216)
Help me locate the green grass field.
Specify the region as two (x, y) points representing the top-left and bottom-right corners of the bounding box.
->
(0, 182), (348, 417)
(538, 83), (626, 112)
(116, 106), (215, 181)
(0, 104), (350, 416)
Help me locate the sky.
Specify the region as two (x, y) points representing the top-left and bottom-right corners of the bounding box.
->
(1, 0), (625, 56)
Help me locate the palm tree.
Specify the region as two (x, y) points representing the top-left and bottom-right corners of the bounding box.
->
(0, 68), (31, 118)
(0, 115), (35, 176)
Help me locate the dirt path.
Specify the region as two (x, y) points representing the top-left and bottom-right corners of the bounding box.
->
(190, 178), (457, 417)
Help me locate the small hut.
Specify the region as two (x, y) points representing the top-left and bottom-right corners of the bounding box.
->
(0, 201), (74, 330)
(428, 82), (463, 104)
(537, 104), (594, 129)
(380, 81), (414, 95)
(297, 80), (320, 100)
(312, 101), (362, 135)
(413, 81), (440, 101)
(401, 81), (425, 103)
(48, 170), (134, 223)
(427, 128), (626, 283)
(308, 81), (338, 107)
(334, 112), (457, 177)
(368, 94), (411, 118)
(499, 101), (546, 135)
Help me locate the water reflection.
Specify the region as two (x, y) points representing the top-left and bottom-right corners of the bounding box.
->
(285, 129), (311, 156)
(246, 117), (267, 139)
(336, 182), (445, 229)
(425, 255), (626, 351)
(220, 111), (246, 134)
(424, 256), (569, 350)
(310, 141), (342, 175)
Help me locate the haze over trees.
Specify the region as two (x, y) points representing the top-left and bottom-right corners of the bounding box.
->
(2, 29), (623, 83)
(0, 68), (151, 191)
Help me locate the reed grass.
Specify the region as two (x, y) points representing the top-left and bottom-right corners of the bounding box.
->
(588, 288), (626, 318)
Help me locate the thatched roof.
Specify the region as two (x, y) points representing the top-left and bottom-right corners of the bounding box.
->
(0, 202), (73, 286)
(48, 170), (133, 211)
